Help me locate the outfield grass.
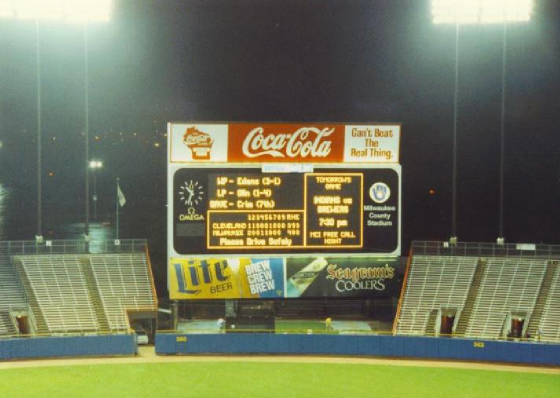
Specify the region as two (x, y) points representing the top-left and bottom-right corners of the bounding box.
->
(0, 361), (558, 398)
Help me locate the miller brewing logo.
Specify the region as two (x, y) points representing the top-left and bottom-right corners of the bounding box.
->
(183, 126), (213, 160)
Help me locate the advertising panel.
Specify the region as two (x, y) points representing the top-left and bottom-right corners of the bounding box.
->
(169, 258), (285, 300)
(169, 122), (400, 164)
(286, 257), (399, 298)
(168, 257), (400, 299)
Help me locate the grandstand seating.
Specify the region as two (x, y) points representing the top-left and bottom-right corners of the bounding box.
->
(463, 258), (547, 339)
(15, 255), (100, 333)
(89, 253), (157, 331)
(395, 255), (478, 335)
(395, 245), (560, 343)
(0, 240), (156, 338)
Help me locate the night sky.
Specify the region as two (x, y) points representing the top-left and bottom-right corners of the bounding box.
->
(1, 0), (559, 255)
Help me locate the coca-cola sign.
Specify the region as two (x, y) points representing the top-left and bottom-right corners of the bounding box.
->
(241, 126), (334, 159)
(168, 122), (400, 164)
(229, 123), (345, 163)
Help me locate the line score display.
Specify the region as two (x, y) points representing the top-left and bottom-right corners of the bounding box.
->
(173, 167), (399, 255)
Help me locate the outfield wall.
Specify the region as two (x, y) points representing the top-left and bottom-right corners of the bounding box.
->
(0, 334), (137, 360)
(155, 333), (560, 366)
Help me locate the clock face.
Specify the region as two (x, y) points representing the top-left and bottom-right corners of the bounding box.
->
(178, 179), (204, 207)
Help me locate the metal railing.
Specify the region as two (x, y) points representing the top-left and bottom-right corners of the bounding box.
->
(412, 241), (560, 259)
(154, 326), (560, 344)
(0, 239), (147, 255)
(0, 329), (133, 339)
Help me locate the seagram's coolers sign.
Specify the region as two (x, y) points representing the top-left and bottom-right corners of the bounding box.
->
(167, 121), (402, 299)
(285, 257), (399, 298)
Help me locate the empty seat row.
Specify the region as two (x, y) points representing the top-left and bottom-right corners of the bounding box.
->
(396, 254), (557, 342)
(90, 254), (157, 331)
(15, 255), (100, 333)
(396, 255), (478, 335)
(464, 258), (547, 339)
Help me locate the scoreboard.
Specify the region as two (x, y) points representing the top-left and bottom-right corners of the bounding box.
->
(172, 166), (400, 255)
(167, 122), (402, 299)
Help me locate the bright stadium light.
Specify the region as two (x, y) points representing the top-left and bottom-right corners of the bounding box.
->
(432, 0), (533, 24)
(89, 160), (103, 169)
(0, 0), (111, 23)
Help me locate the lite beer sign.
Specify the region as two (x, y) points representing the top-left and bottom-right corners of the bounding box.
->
(169, 258), (286, 299)
(172, 260), (233, 296)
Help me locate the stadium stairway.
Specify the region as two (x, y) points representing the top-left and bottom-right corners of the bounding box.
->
(424, 309), (438, 335)
(80, 259), (111, 332)
(525, 261), (557, 339)
(14, 262), (49, 334)
(454, 259), (486, 336)
(0, 249), (27, 311)
(0, 311), (17, 335)
(528, 261), (560, 342)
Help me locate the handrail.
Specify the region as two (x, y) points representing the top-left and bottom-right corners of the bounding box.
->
(153, 328), (560, 343)
(1, 325), (559, 344)
(144, 246), (159, 308)
(412, 240), (560, 259)
(0, 239), (147, 255)
(392, 246), (412, 335)
(0, 329), (134, 339)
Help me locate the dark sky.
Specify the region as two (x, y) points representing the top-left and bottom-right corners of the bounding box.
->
(1, 0), (559, 252)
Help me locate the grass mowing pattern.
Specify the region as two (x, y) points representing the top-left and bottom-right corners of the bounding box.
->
(0, 361), (558, 398)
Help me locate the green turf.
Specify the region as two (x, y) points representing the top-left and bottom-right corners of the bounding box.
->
(0, 361), (558, 398)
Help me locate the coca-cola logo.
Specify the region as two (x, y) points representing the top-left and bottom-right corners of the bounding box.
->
(241, 127), (334, 158)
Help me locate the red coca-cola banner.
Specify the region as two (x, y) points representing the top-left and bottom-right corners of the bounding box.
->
(228, 123), (345, 163)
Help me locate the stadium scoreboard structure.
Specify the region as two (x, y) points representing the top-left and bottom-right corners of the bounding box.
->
(167, 122), (402, 299)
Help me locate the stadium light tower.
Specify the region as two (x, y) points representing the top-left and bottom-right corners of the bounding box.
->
(0, 0), (112, 243)
(431, 0), (533, 246)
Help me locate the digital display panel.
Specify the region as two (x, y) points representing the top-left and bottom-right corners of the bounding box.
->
(172, 167), (400, 255)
